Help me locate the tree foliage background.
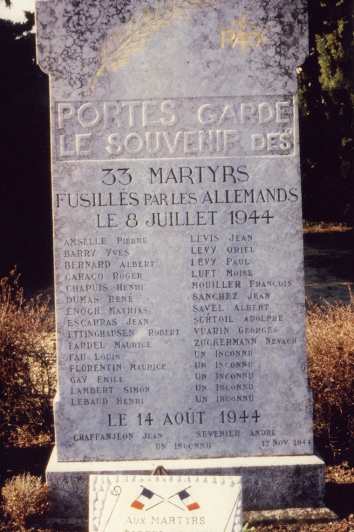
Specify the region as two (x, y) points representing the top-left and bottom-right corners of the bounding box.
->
(0, 1), (353, 287)
(299, 0), (353, 224)
(0, 10), (52, 288)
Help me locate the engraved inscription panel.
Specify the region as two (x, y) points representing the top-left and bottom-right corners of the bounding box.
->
(53, 152), (312, 461)
(56, 96), (295, 161)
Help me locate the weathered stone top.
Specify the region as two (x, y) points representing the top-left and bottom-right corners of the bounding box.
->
(36, 0), (307, 99)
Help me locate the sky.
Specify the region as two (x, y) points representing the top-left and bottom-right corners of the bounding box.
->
(0, 0), (35, 22)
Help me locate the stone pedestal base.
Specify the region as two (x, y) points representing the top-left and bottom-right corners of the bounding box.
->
(46, 447), (325, 520)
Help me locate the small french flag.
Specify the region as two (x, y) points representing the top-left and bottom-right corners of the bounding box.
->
(177, 489), (200, 511)
(131, 487), (155, 510)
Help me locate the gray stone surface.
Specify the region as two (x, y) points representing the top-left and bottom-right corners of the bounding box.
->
(46, 448), (324, 518)
(89, 475), (242, 532)
(36, 0), (313, 463)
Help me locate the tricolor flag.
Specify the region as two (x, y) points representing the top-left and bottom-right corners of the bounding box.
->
(168, 488), (200, 511)
(131, 487), (161, 510)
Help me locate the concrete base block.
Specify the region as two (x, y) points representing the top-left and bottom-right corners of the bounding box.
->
(46, 447), (325, 519)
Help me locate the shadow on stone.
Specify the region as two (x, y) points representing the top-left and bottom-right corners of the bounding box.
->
(325, 482), (354, 519)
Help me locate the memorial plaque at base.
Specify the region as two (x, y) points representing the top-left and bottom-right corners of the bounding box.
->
(89, 475), (242, 532)
(36, 0), (325, 516)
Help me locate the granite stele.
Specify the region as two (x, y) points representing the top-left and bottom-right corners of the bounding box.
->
(36, 0), (325, 520)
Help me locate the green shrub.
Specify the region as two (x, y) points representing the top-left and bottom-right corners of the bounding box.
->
(1, 473), (50, 531)
(0, 268), (56, 447)
(307, 292), (354, 460)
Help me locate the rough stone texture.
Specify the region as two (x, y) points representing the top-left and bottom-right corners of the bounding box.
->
(244, 507), (339, 524)
(46, 448), (325, 519)
(89, 475), (242, 532)
(36, 0), (307, 100)
(36, 0), (313, 464)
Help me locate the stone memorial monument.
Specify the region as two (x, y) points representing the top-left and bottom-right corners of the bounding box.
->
(36, 0), (325, 520)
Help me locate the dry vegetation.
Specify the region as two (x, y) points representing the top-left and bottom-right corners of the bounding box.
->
(303, 221), (352, 233)
(0, 268), (56, 448)
(1, 474), (50, 532)
(254, 519), (354, 532)
(306, 291), (354, 460)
